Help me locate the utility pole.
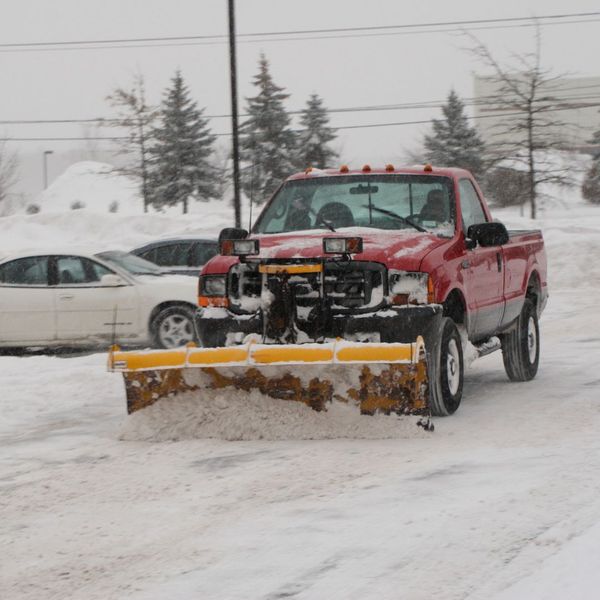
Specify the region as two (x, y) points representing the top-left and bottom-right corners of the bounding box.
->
(228, 0), (242, 228)
(43, 150), (54, 189)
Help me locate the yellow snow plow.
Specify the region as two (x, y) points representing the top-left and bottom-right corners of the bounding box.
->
(108, 338), (429, 416)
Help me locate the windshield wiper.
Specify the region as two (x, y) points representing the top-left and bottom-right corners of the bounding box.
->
(311, 209), (336, 232)
(363, 204), (427, 233)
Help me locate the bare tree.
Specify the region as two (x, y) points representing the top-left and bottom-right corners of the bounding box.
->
(0, 139), (18, 206)
(467, 27), (573, 219)
(106, 72), (158, 212)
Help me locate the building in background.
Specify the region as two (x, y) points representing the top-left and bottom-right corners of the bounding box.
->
(473, 75), (600, 152)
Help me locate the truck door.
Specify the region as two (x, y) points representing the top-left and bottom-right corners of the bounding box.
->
(459, 179), (505, 339)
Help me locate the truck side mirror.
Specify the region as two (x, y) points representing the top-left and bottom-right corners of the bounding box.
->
(467, 222), (509, 247)
(218, 227), (248, 243)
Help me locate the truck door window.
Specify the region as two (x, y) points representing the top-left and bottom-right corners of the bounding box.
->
(459, 179), (487, 233)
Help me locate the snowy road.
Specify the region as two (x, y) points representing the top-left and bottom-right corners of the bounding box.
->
(2, 208), (600, 599)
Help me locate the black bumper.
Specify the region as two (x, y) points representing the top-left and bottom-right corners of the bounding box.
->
(196, 305), (443, 347)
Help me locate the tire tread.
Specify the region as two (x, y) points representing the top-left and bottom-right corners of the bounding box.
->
(501, 298), (539, 382)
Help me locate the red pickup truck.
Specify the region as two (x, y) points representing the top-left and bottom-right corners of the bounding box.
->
(197, 165), (548, 416)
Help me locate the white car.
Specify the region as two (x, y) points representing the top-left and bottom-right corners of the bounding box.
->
(0, 249), (199, 349)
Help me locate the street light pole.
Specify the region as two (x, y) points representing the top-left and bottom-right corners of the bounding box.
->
(43, 150), (54, 189)
(228, 0), (242, 229)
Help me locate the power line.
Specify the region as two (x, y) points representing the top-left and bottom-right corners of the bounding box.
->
(2, 86), (600, 126)
(2, 18), (599, 54)
(0, 11), (598, 51)
(3, 102), (599, 142)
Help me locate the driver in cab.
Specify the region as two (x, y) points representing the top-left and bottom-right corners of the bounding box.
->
(419, 189), (447, 223)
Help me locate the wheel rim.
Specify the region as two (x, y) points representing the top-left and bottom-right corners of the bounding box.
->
(446, 338), (461, 396)
(158, 313), (194, 348)
(527, 316), (537, 363)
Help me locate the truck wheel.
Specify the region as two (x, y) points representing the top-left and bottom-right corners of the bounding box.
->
(501, 298), (539, 381)
(429, 317), (464, 416)
(152, 305), (197, 349)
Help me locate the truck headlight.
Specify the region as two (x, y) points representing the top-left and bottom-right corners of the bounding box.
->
(323, 237), (363, 254)
(220, 238), (260, 256)
(388, 271), (431, 305)
(200, 275), (226, 296)
(198, 275), (228, 308)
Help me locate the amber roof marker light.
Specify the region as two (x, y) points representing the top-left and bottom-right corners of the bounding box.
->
(424, 163), (433, 172)
(362, 164), (371, 173)
(385, 164), (395, 172)
(340, 164), (349, 173)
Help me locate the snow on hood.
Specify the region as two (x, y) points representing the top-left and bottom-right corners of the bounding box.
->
(253, 227), (449, 270)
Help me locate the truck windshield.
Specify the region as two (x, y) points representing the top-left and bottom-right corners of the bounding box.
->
(253, 175), (455, 235)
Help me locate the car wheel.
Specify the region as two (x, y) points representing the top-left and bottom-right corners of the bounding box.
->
(151, 305), (197, 349)
(501, 298), (539, 381)
(428, 317), (464, 416)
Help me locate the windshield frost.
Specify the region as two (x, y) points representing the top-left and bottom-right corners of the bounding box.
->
(253, 175), (455, 235)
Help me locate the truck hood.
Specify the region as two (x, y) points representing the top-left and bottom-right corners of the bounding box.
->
(203, 227), (451, 274)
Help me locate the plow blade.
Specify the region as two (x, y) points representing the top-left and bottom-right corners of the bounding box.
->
(109, 339), (429, 416)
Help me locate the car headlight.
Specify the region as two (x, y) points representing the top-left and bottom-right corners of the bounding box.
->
(200, 275), (227, 297)
(388, 270), (431, 305)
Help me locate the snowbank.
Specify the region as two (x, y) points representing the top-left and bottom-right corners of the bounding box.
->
(0, 161), (246, 252)
(0, 208), (233, 253)
(33, 161), (142, 215)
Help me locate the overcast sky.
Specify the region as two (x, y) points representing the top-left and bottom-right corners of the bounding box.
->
(2, 0), (599, 196)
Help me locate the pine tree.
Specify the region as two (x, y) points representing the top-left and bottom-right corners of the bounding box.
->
(296, 94), (338, 169)
(424, 90), (485, 178)
(582, 130), (600, 204)
(240, 54), (297, 204)
(149, 70), (216, 214)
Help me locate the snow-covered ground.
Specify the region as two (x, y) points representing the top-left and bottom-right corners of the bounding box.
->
(2, 164), (600, 599)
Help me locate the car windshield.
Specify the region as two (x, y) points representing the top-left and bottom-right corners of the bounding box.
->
(96, 250), (163, 276)
(253, 175), (456, 236)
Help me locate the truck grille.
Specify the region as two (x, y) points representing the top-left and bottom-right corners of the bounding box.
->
(228, 261), (385, 313)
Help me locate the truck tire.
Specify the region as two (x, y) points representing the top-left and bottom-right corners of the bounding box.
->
(428, 317), (464, 416)
(151, 305), (197, 349)
(501, 298), (539, 381)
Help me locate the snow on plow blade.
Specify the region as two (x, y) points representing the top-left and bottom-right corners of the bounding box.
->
(108, 339), (429, 416)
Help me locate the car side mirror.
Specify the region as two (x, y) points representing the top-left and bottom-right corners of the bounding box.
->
(100, 274), (126, 287)
(219, 227), (248, 243)
(467, 222), (509, 247)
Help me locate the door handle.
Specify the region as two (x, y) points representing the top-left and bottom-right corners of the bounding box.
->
(461, 259), (470, 269)
(59, 294), (75, 300)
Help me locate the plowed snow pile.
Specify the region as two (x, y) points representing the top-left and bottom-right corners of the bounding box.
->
(0, 160), (248, 251)
(119, 390), (428, 441)
(35, 161), (141, 214)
